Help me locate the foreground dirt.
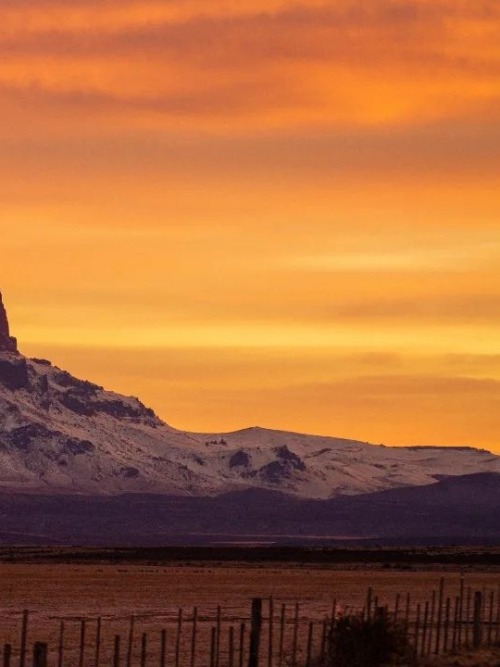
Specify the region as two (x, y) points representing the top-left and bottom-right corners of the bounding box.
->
(421, 647), (500, 666)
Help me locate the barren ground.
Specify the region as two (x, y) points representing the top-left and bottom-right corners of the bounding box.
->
(0, 564), (498, 667)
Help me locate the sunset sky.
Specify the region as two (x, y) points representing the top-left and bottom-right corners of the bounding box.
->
(2, 0), (500, 450)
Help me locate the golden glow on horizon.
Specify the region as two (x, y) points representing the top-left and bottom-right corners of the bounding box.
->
(2, 0), (500, 451)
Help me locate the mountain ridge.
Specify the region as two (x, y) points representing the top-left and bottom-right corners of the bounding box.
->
(1, 290), (499, 500)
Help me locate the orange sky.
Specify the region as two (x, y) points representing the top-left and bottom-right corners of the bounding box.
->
(2, 0), (500, 450)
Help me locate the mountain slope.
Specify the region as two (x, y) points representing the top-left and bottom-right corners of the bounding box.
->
(1, 351), (499, 499)
(1, 290), (499, 499)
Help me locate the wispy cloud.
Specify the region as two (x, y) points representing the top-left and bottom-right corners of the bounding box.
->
(1, 0), (499, 132)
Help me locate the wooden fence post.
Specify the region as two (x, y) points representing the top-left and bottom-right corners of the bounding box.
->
(394, 594), (400, 622)
(291, 604), (299, 667)
(465, 587), (472, 648)
(487, 590), (494, 646)
(78, 620), (86, 667)
(3, 644), (12, 667)
(404, 593), (411, 643)
(190, 608), (197, 667)
(238, 623), (245, 667)
(78, 618), (86, 667)
(451, 597), (459, 651)
(140, 634), (147, 667)
(228, 627), (235, 667)
(19, 610), (29, 667)
(113, 636), (121, 667)
(473, 592), (482, 649)
(160, 630), (167, 667)
(209, 629), (216, 667)
(495, 584), (500, 645)
(32, 644), (47, 667)
(267, 597), (273, 667)
(248, 599), (262, 667)
(427, 590), (436, 655)
(95, 617), (102, 667)
(305, 622), (313, 667)
(421, 601), (429, 657)
(435, 578), (444, 654)
(278, 605), (285, 667)
(330, 600), (336, 633)
(443, 598), (450, 653)
(457, 576), (465, 647)
(366, 588), (373, 621)
(414, 604), (421, 664)
(127, 617), (135, 667)
(175, 609), (183, 667)
(320, 618), (327, 661)
(215, 607), (221, 667)
(57, 622), (64, 667)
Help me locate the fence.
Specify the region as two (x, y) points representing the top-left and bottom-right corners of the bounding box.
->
(2, 579), (500, 667)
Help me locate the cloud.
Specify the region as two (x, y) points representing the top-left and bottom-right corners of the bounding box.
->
(1, 0), (499, 133)
(0, 77), (300, 119)
(324, 374), (500, 396)
(330, 295), (500, 323)
(2, 1), (499, 74)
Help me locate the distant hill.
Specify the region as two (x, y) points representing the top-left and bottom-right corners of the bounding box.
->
(1, 289), (499, 545)
(0, 473), (498, 546)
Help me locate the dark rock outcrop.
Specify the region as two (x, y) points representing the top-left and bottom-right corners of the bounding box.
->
(229, 450), (251, 468)
(0, 356), (29, 390)
(9, 423), (57, 450)
(275, 445), (306, 470)
(0, 291), (18, 353)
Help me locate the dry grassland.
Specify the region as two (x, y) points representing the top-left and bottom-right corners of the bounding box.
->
(0, 564), (498, 667)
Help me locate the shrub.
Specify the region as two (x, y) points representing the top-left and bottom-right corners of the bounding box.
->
(320, 611), (412, 667)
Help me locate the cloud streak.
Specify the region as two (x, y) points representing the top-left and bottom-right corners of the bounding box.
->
(1, 0), (499, 132)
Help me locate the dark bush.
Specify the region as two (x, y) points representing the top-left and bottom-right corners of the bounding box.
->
(321, 611), (412, 667)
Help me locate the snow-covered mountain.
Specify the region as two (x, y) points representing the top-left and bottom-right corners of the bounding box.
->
(1, 291), (499, 499)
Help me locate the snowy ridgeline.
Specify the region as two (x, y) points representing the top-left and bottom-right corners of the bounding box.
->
(0, 350), (499, 498)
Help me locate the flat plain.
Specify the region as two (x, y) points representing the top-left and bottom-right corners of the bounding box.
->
(0, 561), (499, 667)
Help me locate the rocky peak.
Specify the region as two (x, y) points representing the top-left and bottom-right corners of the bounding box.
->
(0, 291), (18, 353)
